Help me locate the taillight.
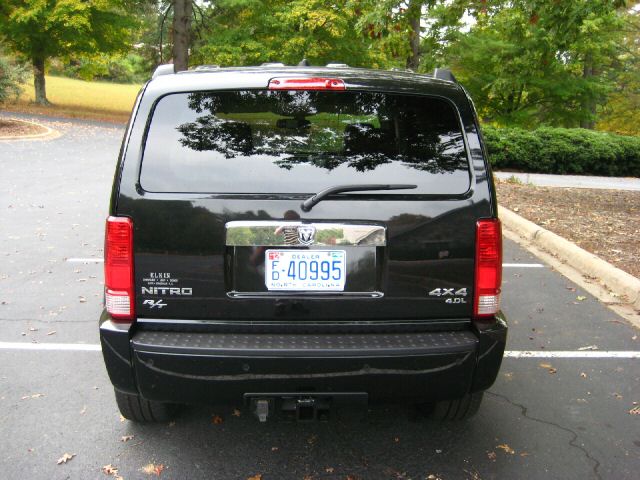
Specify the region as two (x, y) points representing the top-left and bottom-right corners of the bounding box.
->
(268, 77), (346, 90)
(104, 216), (134, 322)
(474, 218), (502, 321)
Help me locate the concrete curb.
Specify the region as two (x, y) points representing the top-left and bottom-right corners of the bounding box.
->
(0, 118), (60, 141)
(499, 206), (640, 310)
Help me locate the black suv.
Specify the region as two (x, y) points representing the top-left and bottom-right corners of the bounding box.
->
(101, 63), (506, 422)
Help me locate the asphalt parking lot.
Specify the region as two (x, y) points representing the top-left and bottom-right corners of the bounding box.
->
(1, 114), (639, 480)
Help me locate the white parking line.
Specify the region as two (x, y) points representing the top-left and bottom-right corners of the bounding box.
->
(0, 342), (101, 351)
(504, 351), (640, 359)
(503, 263), (544, 268)
(0, 342), (638, 358)
(66, 258), (104, 263)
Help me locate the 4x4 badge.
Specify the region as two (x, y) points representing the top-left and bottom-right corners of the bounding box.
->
(297, 225), (316, 245)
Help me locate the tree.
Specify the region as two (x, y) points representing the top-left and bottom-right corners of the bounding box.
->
(352, 0), (470, 71)
(597, 6), (640, 135)
(171, 0), (193, 71)
(191, 0), (390, 68)
(0, 1), (136, 104)
(445, 0), (629, 128)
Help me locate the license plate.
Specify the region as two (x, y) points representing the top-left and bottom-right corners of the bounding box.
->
(265, 250), (346, 291)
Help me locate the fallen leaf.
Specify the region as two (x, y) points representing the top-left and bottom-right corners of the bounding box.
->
(121, 435), (135, 442)
(102, 464), (118, 475)
(577, 345), (598, 351)
(487, 451), (497, 461)
(271, 446), (279, 452)
(520, 452), (530, 457)
(246, 475), (262, 480)
(57, 453), (76, 464)
(629, 406), (640, 415)
(496, 444), (515, 455)
(232, 408), (242, 417)
(211, 415), (223, 425)
(141, 463), (165, 476)
(576, 296), (587, 301)
(539, 363), (557, 374)
(119, 415), (126, 422)
(394, 437), (400, 443)
(325, 467), (335, 473)
(21, 393), (44, 400)
(613, 393), (623, 400)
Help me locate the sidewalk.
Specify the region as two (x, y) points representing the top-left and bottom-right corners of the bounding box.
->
(494, 171), (640, 191)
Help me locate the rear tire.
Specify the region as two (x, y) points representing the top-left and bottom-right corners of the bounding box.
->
(429, 391), (484, 420)
(114, 389), (176, 423)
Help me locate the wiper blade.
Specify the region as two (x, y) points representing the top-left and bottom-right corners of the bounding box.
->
(301, 184), (417, 212)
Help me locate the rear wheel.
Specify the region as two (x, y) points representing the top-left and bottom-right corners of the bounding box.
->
(114, 389), (176, 423)
(428, 391), (484, 420)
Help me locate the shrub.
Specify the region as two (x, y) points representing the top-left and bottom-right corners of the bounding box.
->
(482, 125), (640, 177)
(49, 53), (151, 84)
(0, 55), (28, 103)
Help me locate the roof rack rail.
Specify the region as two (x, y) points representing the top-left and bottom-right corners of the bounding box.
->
(433, 68), (457, 83)
(326, 63), (349, 68)
(261, 62), (286, 67)
(152, 64), (175, 79)
(193, 65), (220, 71)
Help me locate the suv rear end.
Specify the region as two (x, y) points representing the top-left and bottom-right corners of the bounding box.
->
(100, 65), (507, 422)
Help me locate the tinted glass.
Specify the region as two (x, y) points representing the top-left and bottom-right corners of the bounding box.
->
(140, 90), (470, 194)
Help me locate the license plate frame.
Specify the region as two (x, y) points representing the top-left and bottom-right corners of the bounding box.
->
(264, 249), (346, 291)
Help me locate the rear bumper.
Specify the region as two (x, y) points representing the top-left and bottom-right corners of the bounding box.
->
(100, 311), (507, 404)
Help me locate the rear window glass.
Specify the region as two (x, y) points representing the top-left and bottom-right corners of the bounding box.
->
(140, 90), (470, 194)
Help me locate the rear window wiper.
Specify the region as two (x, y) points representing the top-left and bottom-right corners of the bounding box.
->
(301, 184), (417, 212)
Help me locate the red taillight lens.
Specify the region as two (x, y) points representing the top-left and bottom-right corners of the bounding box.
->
(268, 77), (346, 90)
(474, 218), (502, 321)
(104, 216), (134, 322)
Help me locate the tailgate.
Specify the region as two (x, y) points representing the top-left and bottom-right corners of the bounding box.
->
(125, 84), (490, 324)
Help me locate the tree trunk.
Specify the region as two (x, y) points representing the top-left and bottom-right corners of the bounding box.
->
(32, 56), (49, 106)
(172, 0), (193, 72)
(406, 1), (421, 71)
(580, 54), (596, 129)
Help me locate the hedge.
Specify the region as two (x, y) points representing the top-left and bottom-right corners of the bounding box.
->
(482, 125), (640, 177)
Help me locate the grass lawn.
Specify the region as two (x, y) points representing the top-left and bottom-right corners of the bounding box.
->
(2, 75), (142, 124)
